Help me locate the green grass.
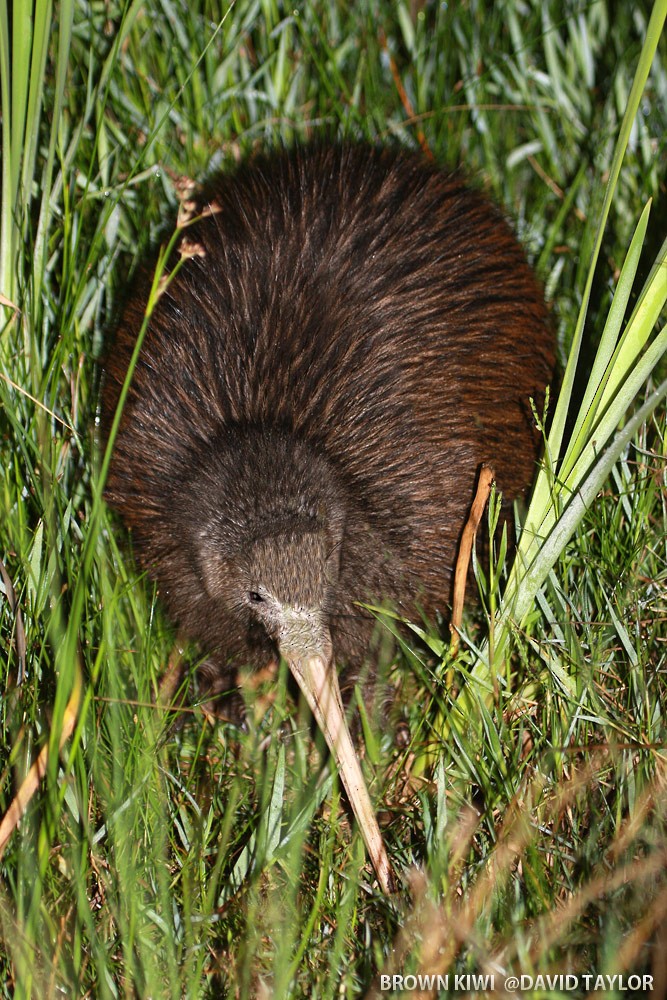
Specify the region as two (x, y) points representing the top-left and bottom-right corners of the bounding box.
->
(1, 0), (666, 996)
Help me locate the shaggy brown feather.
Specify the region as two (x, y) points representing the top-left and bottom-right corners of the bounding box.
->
(101, 142), (555, 708)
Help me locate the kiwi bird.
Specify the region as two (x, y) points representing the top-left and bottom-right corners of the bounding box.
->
(102, 142), (554, 892)
(102, 142), (555, 692)
(102, 142), (554, 695)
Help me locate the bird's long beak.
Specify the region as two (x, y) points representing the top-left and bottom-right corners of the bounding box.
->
(285, 649), (397, 895)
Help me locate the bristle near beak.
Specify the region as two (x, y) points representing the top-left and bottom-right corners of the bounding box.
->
(285, 649), (397, 895)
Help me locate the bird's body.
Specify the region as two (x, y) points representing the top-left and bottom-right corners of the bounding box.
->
(102, 143), (555, 709)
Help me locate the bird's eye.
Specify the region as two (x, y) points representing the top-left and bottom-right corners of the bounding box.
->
(248, 591), (264, 603)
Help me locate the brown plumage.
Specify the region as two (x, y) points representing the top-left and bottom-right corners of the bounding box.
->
(101, 142), (555, 710)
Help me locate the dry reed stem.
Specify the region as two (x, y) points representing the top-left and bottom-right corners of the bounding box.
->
(0, 659), (83, 858)
(450, 464), (495, 656)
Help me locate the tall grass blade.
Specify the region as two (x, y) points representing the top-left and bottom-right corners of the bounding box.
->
(453, 6), (667, 704)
